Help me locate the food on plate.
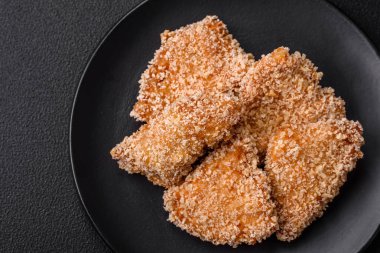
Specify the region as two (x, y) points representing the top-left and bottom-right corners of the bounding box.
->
(163, 136), (278, 247)
(131, 15), (254, 122)
(265, 118), (364, 241)
(111, 16), (260, 188)
(110, 16), (366, 247)
(237, 47), (346, 158)
(111, 88), (252, 188)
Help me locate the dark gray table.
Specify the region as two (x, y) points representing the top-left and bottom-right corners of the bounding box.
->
(1, 0), (379, 252)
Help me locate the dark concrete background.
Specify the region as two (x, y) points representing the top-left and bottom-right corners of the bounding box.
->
(0, 0), (379, 252)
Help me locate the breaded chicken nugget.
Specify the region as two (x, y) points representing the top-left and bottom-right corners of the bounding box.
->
(131, 15), (254, 121)
(265, 118), (364, 241)
(239, 47), (346, 157)
(163, 137), (278, 247)
(111, 88), (247, 188)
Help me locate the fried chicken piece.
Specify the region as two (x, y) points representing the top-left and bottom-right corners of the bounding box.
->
(111, 88), (251, 188)
(163, 137), (278, 247)
(265, 118), (364, 241)
(238, 47), (346, 158)
(131, 15), (254, 122)
(111, 17), (259, 188)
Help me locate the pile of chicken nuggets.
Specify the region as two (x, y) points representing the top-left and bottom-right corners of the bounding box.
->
(110, 16), (364, 247)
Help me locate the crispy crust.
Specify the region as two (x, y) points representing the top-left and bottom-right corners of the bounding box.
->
(111, 16), (260, 188)
(265, 118), (364, 241)
(111, 89), (244, 188)
(112, 15), (364, 245)
(237, 47), (346, 158)
(163, 136), (278, 247)
(131, 15), (255, 121)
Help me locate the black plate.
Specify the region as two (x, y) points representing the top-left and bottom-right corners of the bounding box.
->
(70, 0), (380, 252)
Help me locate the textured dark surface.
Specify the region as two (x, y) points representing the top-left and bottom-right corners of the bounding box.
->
(0, 0), (379, 252)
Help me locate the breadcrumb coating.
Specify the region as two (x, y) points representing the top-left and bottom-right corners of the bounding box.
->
(111, 13), (364, 245)
(265, 118), (364, 241)
(131, 15), (255, 121)
(163, 136), (278, 247)
(111, 16), (260, 188)
(238, 47), (346, 158)
(111, 89), (245, 188)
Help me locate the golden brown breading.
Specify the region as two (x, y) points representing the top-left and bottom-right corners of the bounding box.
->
(111, 88), (247, 188)
(265, 118), (364, 241)
(131, 15), (254, 121)
(111, 17), (260, 188)
(163, 137), (278, 247)
(238, 47), (346, 158)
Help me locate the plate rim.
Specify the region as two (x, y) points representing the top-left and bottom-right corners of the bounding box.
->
(69, 1), (149, 251)
(69, 0), (380, 252)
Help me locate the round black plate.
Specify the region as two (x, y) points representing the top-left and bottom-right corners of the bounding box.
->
(70, 0), (380, 252)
